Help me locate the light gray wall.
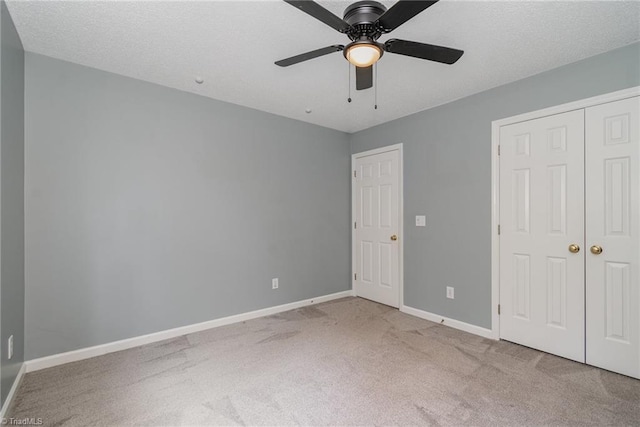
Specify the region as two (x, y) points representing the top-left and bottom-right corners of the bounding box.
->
(25, 53), (351, 360)
(0, 0), (25, 406)
(350, 42), (640, 329)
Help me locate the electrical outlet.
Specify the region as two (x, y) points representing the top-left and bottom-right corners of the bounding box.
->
(272, 278), (279, 289)
(416, 215), (426, 227)
(8, 335), (13, 360)
(446, 286), (454, 299)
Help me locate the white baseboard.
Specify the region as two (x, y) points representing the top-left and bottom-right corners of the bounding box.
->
(26, 290), (355, 373)
(400, 305), (497, 340)
(0, 363), (26, 419)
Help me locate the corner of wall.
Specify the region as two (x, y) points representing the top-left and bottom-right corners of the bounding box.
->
(0, 0), (26, 409)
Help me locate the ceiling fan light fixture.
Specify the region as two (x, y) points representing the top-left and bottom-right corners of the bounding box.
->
(344, 41), (383, 67)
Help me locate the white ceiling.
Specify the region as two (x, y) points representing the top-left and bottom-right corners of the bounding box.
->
(6, 0), (640, 133)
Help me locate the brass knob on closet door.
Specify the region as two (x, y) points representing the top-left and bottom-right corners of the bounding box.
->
(390, 235), (398, 241)
(590, 245), (603, 255)
(568, 244), (580, 253)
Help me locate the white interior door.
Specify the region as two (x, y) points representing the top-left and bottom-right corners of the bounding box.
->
(585, 96), (640, 378)
(353, 148), (400, 308)
(499, 110), (585, 362)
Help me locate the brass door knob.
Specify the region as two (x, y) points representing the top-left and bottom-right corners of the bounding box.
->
(590, 245), (603, 255)
(568, 244), (580, 253)
(390, 235), (398, 241)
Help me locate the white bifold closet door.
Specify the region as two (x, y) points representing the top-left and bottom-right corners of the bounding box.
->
(499, 110), (586, 363)
(500, 95), (640, 379)
(585, 96), (639, 379)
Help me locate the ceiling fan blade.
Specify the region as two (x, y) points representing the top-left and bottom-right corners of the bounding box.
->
(376, 0), (439, 32)
(275, 45), (344, 67)
(356, 66), (373, 90)
(283, 1), (352, 33)
(384, 39), (463, 64)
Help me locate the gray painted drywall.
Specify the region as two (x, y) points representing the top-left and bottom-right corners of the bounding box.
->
(351, 42), (640, 329)
(0, 0), (24, 406)
(25, 53), (351, 360)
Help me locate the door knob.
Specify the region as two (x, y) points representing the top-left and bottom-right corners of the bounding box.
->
(390, 235), (398, 241)
(590, 245), (603, 255)
(568, 244), (580, 253)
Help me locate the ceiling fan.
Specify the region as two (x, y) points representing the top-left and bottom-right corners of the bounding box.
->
(275, 0), (464, 90)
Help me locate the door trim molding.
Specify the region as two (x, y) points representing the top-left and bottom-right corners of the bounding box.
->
(491, 86), (640, 340)
(351, 143), (404, 309)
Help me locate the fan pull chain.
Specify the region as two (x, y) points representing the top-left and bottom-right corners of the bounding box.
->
(348, 64), (352, 103)
(374, 63), (378, 110)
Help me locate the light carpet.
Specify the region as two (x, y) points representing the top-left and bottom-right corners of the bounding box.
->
(9, 297), (640, 426)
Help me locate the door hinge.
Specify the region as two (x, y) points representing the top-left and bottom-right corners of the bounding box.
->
(353, 170), (357, 178)
(498, 145), (501, 156)
(354, 273), (357, 281)
(498, 224), (501, 235)
(354, 221), (357, 229)
(498, 304), (501, 315)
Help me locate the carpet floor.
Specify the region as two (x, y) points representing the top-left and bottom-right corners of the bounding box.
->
(9, 297), (640, 426)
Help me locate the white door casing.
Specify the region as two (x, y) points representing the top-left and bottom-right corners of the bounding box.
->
(352, 145), (402, 308)
(585, 96), (640, 378)
(499, 110), (586, 362)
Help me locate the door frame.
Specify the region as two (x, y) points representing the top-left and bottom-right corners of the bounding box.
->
(351, 143), (404, 309)
(491, 86), (640, 340)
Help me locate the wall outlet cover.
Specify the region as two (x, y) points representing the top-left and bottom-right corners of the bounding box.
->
(272, 278), (279, 289)
(446, 286), (454, 299)
(416, 215), (426, 227)
(8, 335), (13, 360)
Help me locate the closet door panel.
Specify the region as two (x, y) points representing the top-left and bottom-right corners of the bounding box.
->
(500, 110), (585, 362)
(586, 96), (639, 379)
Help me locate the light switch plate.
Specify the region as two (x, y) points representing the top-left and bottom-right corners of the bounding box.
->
(415, 215), (426, 227)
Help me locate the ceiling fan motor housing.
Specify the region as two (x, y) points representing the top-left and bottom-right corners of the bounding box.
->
(343, 1), (387, 41)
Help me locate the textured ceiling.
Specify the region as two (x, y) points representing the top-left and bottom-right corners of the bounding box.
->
(7, 0), (640, 133)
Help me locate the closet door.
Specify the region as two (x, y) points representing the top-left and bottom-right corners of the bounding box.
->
(499, 110), (585, 362)
(586, 96), (639, 378)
